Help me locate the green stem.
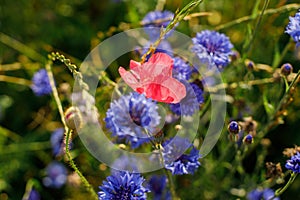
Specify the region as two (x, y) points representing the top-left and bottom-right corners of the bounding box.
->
(65, 129), (98, 200)
(159, 149), (180, 200)
(275, 172), (298, 197)
(273, 38), (293, 69)
(243, 0), (270, 55)
(45, 61), (67, 128)
(215, 3), (300, 30)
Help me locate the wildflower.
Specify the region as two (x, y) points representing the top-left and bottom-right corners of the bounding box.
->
(169, 83), (203, 116)
(285, 152), (300, 173)
(105, 92), (160, 149)
(280, 63), (293, 76)
(119, 53), (186, 103)
(142, 10), (175, 41)
(172, 57), (193, 81)
(31, 69), (52, 96)
(43, 162), (67, 189)
(247, 188), (280, 200)
(147, 175), (171, 200)
(163, 137), (201, 175)
(98, 171), (150, 200)
(285, 10), (300, 47)
(227, 121), (240, 134)
(192, 30), (233, 69)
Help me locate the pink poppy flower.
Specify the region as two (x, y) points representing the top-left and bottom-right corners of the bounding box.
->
(118, 53), (186, 103)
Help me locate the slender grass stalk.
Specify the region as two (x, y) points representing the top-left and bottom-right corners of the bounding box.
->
(243, 0), (270, 55)
(215, 3), (300, 31)
(0, 32), (45, 62)
(0, 75), (32, 86)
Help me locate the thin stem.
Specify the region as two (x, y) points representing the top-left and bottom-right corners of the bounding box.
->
(65, 129), (98, 200)
(243, 0), (270, 55)
(215, 3), (300, 30)
(45, 61), (67, 128)
(273, 38), (293, 69)
(0, 32), (45, 62)
(206, 77), (275, 93)
(275, 172), (298, 197)
(0, 75), (32, 86)
(158, 149), (180, 200)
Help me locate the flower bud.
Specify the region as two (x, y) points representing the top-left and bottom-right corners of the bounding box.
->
(280, 63), (293, 76)
(228, 121), (240, 134)
(243, 134), (253, 144)
(64, 106), (82, 130)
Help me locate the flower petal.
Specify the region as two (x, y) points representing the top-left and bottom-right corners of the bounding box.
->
(118, 67), (140, 90)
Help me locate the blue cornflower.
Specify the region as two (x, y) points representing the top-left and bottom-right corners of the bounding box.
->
(285, 10), (300, 47)
(163, 137), (201, 175)
(98, 171), (150, 200)
(285, 151), (300, 173)
(50, 128), (65, 157)
(105, 92), (160, 149)
(142, 10), (175, 41)
(172, 57), (193, 81)
(247, 188), (279, 200)
(31, 69), (52, 96)
(147, 175), (171, 200)
(169, 83), (204, 116)
(43, 162), (67, 189)
(192, 30), (233, 69)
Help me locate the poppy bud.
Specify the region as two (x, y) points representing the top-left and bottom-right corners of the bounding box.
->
(64, 107), (82, 130)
